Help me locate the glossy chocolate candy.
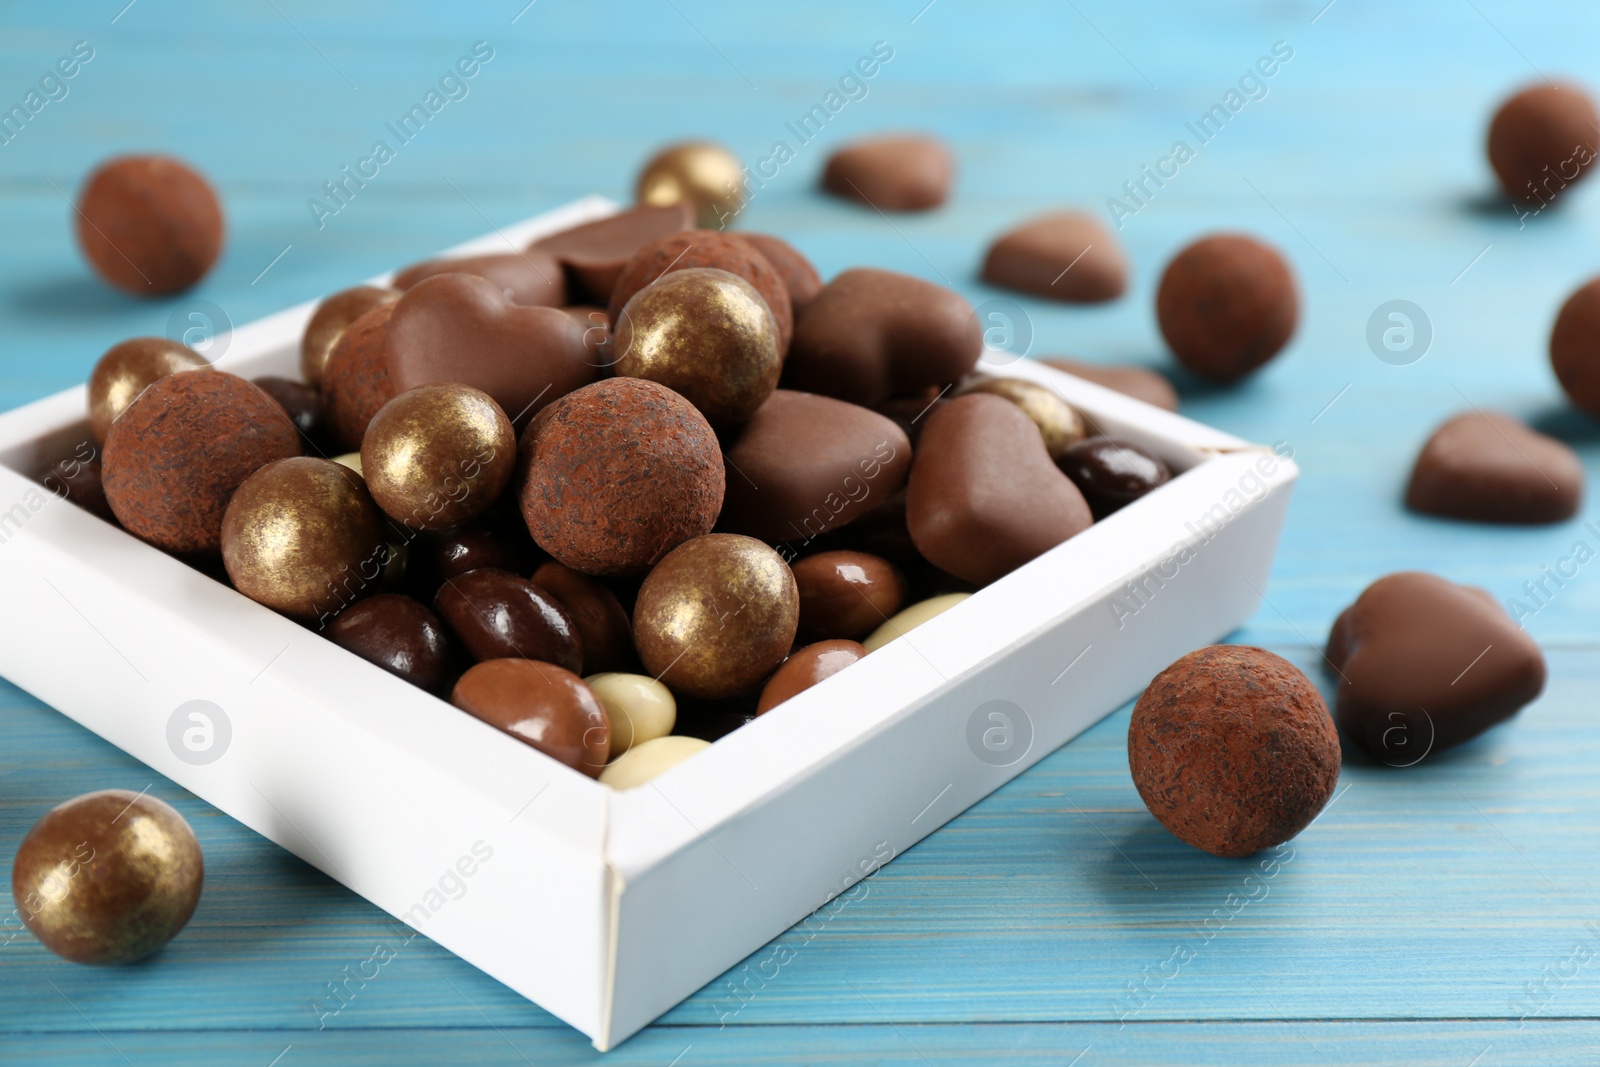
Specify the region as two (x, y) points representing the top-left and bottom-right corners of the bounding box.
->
(451, 659), (609, 777)
(434, 567), (583, 674)
(792, 551), (906, 643)
(1056, 436), (1172, 519)
(757, 640), (867, 714)
(328, 593), (453, 693)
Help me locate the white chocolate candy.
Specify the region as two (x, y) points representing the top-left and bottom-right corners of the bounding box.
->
(332, 452), (362, 475)
(586, 672), (677, 759)
(599, 735), (710, 790)
(862, 592), (971, 653)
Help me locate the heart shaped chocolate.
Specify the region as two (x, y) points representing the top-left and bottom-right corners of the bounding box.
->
(1405, 409), (1582, 524)
(393, 251), (566, 308)
(1325, 571), (1546, 763)
(529, 202), (693, 304)
(784, 268), (982, 407)
(906, 393), (1093, 585)
(981, 211), (1127, 303)
(718, 390), (912, 544)
(821, 135), (953, 212)
(386, 273), (597, 427)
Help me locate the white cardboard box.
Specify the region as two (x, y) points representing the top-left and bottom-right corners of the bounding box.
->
(0, 197), (1296, 1050)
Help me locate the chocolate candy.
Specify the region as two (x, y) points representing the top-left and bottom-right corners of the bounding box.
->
(1550, 276), (1600, 414)
(981, 211), (1127, 303)
(956, 377), (1086, 461)
(104, 372), (299, 555)
(586, 672), (676, 757)
(11, 789), (203, 964)
(451, 659), (608, 777)
(393, 252), (566, 308)
(1156, 234), (1297, 381)
(1057, 436), (1173, 519)
(1038, 357), (1179, 413)
(40, 454), (115, 523)
(635, 141), (745, 229)
(1405, 410), (1582, 524)
(757, 639), (867, 714)
(532, 561), (633, 675)
(1487, 82), (1600, 205)
(222, 457), (388, 620)
(735, 233), (823, 313)
(784, 268), (981, 407)
(408, 516), (540, 598)
(1326, 572), (1546, 762)
(521, 378), (724, 576)
(87, 337), (210, 443)
(75, 154), (223, 296)
(434, 567), (583, 674)
(386, 273), (596, 428)
(328, 593), (452, 692)
(862, 592), (970, 652)
(606, 230), (794, 354)
(529, 202), (693, 303)
(599, 735), (710, 790)
(613, 267), (782, 426)
(321, 302), (398, 452)
(253, 375), (328, 454)
(906, 394), (1093, 585)
(792, 551), (906, 643)
(821, 134), (953, 211)
(633, 534), (799, 699)
(302, 286), (400, 386)
(718, 390), (912, 543)
(361, 384), (515, 531)
(1130, 646), (1339, 857)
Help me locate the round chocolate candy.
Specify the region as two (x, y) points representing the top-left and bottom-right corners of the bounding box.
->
(599, 735), (711, 790)
(1487, 82), (1600, 205)
(1129, 645), (1340, 858)
(75, 154), (223, 296)
(252, 375), (328, 453)
(520, 377), (725, 576)
(451, 659), (609, 777)
(302, 286), (400, 386)
(613, 267), (782, 427)
(955, 377), (1086, 461)
(328, 593), (452, 692)
(87, 337), (210, 443)
(635, 141), (744, 229)
(1056, 436), (1172, 519)
(734, 233), (823, 313)
(633, 534), (798, 700)
(586, 672), (676, 758)
(11, 789), (203, 964)
(321, 302), (398, 452)
(532, 561), (634, 675)
(606, 230), (794, 354)
(222, 457), (389, 620)
(1156, 234), (1297, 382)
(792, 551), (906, 643)
(757, 639), (867, 714)
(434, 567), (583, 674)
(103, 372), (301, 555)
(362, 384), (516, 531)
(862, 592), (970, 653)
(408, 516), (541, 599)
(1550, 276), (1600, 414)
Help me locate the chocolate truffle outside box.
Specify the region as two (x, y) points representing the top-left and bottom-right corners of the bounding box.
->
(0, 197), (1297, 1050)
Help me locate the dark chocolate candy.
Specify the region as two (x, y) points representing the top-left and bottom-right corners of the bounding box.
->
(328, 593), (452, 693)
(434, 567), (583, 673)
(253, 376), (329, 454)
(531, 560), (634, 675)
(1405, 410), (1582, 524)
(1057, 436), (1172, 519)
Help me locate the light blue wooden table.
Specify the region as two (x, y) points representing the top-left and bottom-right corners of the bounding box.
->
(3, 1), (1599, 1063)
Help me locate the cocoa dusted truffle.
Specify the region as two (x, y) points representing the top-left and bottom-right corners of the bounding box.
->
(1550, 276), (1600, 414)
(1487, 82), (1600, 206)
(1156, 234), (1297, 382)
(103, 372), (300, 555)
(1129, 645), (1340, 858)
(75, 154), (224, 296)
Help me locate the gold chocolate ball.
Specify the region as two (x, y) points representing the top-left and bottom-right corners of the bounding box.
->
(614, 267), (781, 426)
(222, 457), (388, 621)
(957, 376), (1086, 460)
(633, 533), (798, 699)
(87, 336), (210, 443)
(636, 141), (745, 229)
(11, 789), (203, 965)
(361, 383), (516, 531)
(301, 285), (400, 386)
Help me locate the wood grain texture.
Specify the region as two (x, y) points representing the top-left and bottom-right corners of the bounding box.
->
(3, 0), (1600, 1061)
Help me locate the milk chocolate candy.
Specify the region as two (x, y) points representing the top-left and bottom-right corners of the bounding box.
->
(784, 269), (982, 407)
(386, 273), (596, 428)
(821, 134), (953, 212)
(529, 202), (693, 303)
(1326, 572), (1546, 762)
(906, 393), (1093, 585)
(735, 233), (823, 313)
(718, 390), (911, 544)
(1038, 357), (1179, 412)
(1405, 410), (1582, 524)
(393, 252), (566, 308)
(981, 212), (1127, 303)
